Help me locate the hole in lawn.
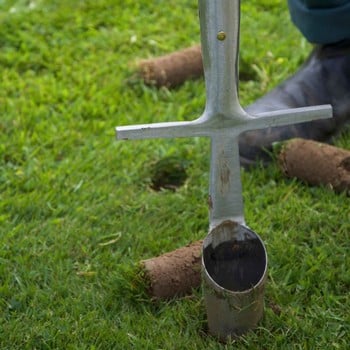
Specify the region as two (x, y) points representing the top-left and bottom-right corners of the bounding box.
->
(239, 58), (258, 81)
(150, 156), (188, 191)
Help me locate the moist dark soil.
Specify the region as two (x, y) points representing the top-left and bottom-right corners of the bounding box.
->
(203, 239), (266, 292)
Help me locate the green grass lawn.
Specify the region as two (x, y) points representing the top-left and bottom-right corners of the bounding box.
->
(0, 0), (349, 349)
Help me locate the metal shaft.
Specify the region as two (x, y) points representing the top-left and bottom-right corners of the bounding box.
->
(199, 0), (242, 117)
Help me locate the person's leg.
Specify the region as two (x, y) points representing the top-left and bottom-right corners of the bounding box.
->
(239, 1), (350, 167)
(287, 0), (350, 44)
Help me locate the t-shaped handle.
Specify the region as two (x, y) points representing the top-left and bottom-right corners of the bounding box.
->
(116, 0), (332, 228)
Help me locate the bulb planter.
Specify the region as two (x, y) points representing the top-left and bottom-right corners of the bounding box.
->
(116, 0), (331, 342)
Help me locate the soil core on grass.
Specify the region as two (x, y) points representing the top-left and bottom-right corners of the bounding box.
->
(141, 240), (203, 299)
(279, 138), (350, 195)
(139, 45), (203, 88)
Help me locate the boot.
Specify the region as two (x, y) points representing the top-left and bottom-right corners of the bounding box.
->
(239, 40), (350, 168)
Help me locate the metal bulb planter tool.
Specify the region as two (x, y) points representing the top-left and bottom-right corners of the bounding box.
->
(116, 0), (332, 341)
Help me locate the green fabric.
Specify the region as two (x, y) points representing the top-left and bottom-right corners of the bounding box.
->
(288, 0), (350, 43)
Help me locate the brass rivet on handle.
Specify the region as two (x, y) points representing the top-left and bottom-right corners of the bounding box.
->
(217, 31), (226, 41)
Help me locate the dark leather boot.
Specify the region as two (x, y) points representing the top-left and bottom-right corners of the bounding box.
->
(239, 40), (350, 168)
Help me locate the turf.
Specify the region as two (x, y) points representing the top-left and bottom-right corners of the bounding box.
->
(0, 0), (349, 349)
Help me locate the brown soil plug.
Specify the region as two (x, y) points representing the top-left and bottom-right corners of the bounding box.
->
(138, 45), (203, 88)
(278, 138), (350, 195)
(141, 240), (203, 299)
